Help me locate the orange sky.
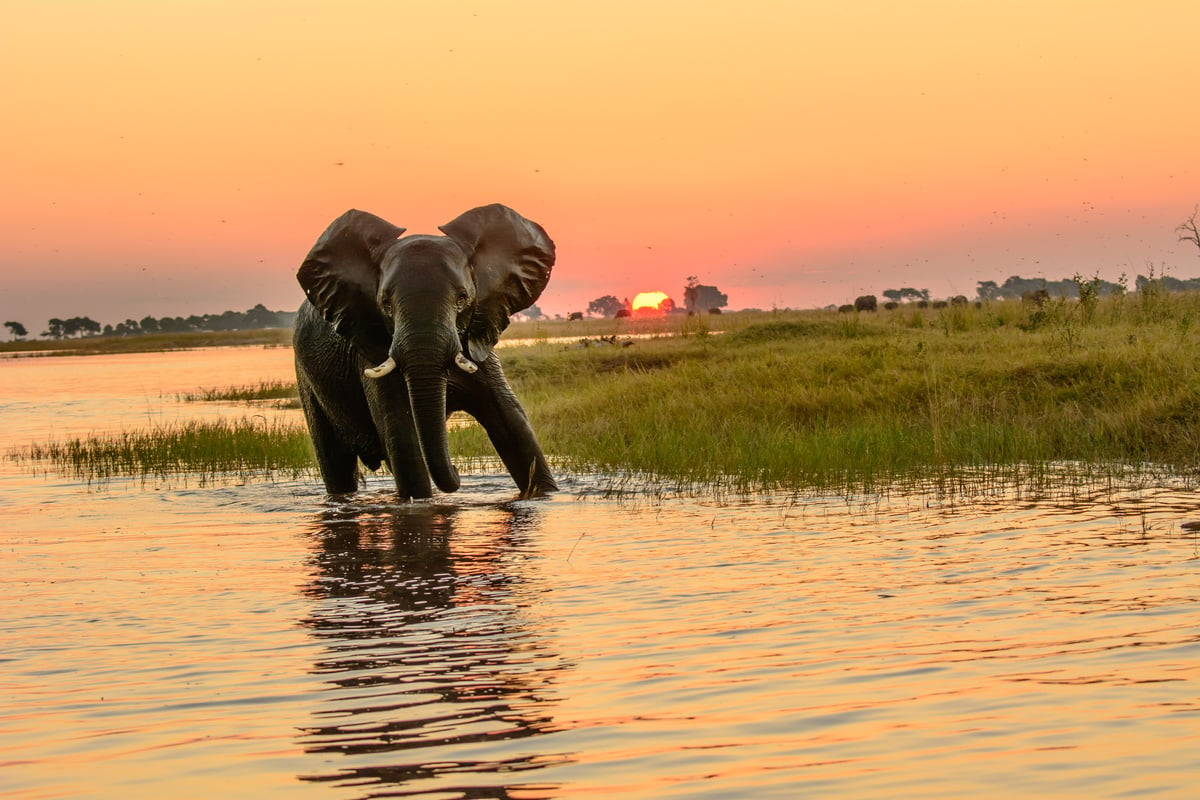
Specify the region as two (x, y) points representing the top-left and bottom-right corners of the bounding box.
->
(3, 1), (1198, 331)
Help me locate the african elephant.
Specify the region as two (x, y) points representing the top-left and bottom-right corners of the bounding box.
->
(293, 203), (557, 499)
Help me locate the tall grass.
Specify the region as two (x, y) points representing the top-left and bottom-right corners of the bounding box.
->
(14, 293), (1200, 494)
(11, 417), (315, 486)
(179, 380), (300, 407)
(453, 294), (1200, 492)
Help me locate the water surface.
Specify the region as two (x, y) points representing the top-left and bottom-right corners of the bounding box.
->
(2, 348), (1198, 798)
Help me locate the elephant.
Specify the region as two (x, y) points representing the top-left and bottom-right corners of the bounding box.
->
(292, 203), (558, 499)
(854, 294), (878, 312)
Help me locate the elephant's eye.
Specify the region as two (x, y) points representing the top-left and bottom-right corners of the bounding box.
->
(455, 291), (470, 311)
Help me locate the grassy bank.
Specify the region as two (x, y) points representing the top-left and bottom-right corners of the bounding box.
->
(0, 327), (293, 356)
(459, 292), (1200, 491)
(12, 291), (1200, 492)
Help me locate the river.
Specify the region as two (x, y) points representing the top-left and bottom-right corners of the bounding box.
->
(1, 346), (1198, 798)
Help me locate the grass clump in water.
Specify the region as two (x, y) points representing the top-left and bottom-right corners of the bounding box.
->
(10, 417), (315, 486)
(179, 380), (301, 408)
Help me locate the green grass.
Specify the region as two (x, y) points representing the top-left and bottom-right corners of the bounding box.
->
(454, 294), (1200, 493)
(11, 417), (316, 486)
(14, 293), (1200, 494)
(179, 380), (301, 408)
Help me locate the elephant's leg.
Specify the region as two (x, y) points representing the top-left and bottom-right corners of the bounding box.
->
(364, 375), (434, 499)
(299, 388), (360, 494)
(461, 365), (557, 497)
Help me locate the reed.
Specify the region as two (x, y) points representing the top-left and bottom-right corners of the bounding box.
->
(10, 417), (315, 486)
(15, 292), (1200, 493)
(179, 380), (300, 407)
(453, 294), (1200, 492)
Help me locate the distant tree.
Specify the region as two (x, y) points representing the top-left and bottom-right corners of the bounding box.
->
(1135, 271), (1200, 294)
(139, 315), (161, 334)
(522, 304), (545, 321)
(587, 295), (625, 318)
(43, 318), (65, 339)
(683, 277), (728, 313)
(976, 280), (1001, 302)
(1177, 206), (1200, 256)
(882, 289), (903, 303)
(158, 316), (193, 333)
(61, 316), (101, 337)
(4, 321), (27, 339)
(244, 303), (281, 328)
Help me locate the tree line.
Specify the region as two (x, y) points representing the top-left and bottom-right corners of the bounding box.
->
(876, 269), (1200, 308)
(4, 304), (297, 341)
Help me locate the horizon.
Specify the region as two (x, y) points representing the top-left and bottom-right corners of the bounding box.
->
(7, 267), (1200, 341)
(3, 2), (1199, 336)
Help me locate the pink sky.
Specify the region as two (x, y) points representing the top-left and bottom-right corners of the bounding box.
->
(3, 1), (1198, 334)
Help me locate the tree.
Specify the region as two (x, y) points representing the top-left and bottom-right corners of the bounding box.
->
(587, 295), (625, 318)
(4, 321), (27, 339)
(244, 303), (282, 328)
(43, 318), (65, 339)
(976, 281), (1001, 302)
(62, 317), (101, 337)
(1178, 205), (1200, 256)
(683, 277), (728, 313)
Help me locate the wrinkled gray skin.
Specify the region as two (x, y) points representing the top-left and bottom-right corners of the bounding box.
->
(293, 203), (557, 499)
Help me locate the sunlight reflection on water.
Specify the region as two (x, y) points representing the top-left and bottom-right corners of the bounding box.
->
(2, 348), (1199, 798)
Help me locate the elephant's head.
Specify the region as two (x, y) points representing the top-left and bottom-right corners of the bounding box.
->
(297, 204), (555, 492)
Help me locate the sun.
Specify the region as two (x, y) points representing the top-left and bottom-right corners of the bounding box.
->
(632, 291), (671, 314)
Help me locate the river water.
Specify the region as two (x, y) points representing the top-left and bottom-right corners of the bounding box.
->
(2, 347), (1198, 798)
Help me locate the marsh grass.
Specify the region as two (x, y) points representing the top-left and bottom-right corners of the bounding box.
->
(10, 417), (316, 487)
(453, 294), (1200, 493)
(179, 380), (300, 408)
(15, 294), (1200, 495)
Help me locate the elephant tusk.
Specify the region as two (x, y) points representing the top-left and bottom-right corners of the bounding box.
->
(363, 355), (397, 379)
(454, 352), (479, 374)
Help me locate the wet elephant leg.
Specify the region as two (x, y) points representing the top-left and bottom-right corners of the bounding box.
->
(461, 363), (556, 497)
(363, 373), (434, 499)
(299, 386), (360, 494)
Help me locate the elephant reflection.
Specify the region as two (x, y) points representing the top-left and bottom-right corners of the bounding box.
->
(296, 500), (571, 793)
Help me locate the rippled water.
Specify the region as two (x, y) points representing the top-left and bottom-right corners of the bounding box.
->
(2, 348), (1199, 798)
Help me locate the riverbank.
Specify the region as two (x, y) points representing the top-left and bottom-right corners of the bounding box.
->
(10, 295), (1200, 493)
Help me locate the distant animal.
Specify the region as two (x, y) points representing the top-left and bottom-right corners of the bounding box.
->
(1022, 289), (1050, 305)
(950, 295), (969, 306)
(292, 203), (557, 498)
(883, 301), (899, 310)
(854, 295), (878, 312)
(568, 311), (584, 321)
(615, 308), (632, 318)
(838, 304), (855, 314)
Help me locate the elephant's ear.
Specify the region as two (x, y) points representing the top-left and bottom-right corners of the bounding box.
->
(296, 210), (405, 360)
(439, 204), (555, 361)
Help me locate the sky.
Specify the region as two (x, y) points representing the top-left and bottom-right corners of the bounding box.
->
(3, 0), (1199, 335)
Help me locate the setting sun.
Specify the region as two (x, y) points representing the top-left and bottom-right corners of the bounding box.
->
(632, 291), (670, 311)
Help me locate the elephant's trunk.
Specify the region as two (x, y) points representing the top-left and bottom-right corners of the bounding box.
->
(405, 364), (461, 493)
